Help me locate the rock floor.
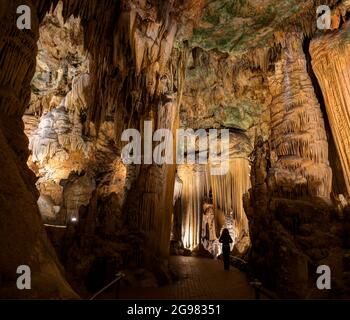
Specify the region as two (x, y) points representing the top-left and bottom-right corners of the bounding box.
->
(118, 256), (255, 300)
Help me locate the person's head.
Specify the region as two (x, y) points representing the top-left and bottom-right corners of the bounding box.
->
(221, 228), (230, 237)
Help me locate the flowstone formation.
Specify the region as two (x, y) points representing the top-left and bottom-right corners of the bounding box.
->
(23, 3), (93, 224)
(2, 0), (350, 299)
(267, 32), (332, 198)
(245, 137), (347, 298)
(173, 132), (252, 256)
(310, 20), (350, 196)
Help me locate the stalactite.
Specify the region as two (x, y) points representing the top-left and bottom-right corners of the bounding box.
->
(65, 73), (90, 111)
(177, 164), (207, 250)
(55, 0), (182, 137)
(173, 172), (183, 205)
(177, 157), (251, 251)
(209, 158), (251, 237)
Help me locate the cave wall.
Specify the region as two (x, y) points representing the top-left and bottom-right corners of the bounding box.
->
(244, 21), (350, 298)
(0, 0), (78, 298)
(23, 5), (96, 224)
(1, 0), (350, 299)
(0, 0), (189, 297)
(41, 1), (192, 282)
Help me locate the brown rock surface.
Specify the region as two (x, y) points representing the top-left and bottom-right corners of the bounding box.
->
(310, 21), (350, 196)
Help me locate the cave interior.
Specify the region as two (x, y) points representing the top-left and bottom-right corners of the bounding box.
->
(1, 0), (350, 299)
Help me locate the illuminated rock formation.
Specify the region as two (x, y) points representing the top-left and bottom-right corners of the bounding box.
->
(2, 0), (350, 299)
(180, 48), (272, 143)
(310, 21), (350, 196)
(267, 32), (332, 199)
(175, 132), (252, 254)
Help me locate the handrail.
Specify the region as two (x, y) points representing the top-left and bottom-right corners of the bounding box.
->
(89, 272), (125, 300)
(230, 256), (248, 265)
(249, 280), (279, 300)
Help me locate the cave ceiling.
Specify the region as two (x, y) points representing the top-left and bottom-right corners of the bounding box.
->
(176, 0), (344, 139)
(28, 0), (350, 148)
(185, 0), (337, 54)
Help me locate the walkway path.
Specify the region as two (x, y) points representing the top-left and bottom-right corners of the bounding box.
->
(119, 256), (255, 299)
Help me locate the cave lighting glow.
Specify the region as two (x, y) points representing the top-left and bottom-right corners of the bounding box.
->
(177, 158), (251, 252)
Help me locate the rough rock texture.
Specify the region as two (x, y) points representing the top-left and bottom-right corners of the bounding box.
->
(267, 32), (332, 198)
(28, 2), (85, 117)
(24, 0), (188, 291)
(28, 99), (94, 223)
(188, 0), (340, 53)
(25, 5), (127, 224)
(245, 138), (347, 298)
(23, 3), (92, 223)
(2, 0), (350, 299)
(310, 20), (350, 196)
(180, 48), (272, 142)
(0, 0), (78, 299)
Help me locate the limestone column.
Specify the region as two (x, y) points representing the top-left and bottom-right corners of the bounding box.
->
(125, 96), (178, 259)
(268, 32), (332, 199)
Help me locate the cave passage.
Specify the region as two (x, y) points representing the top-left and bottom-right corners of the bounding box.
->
(1, 0), (350, 300)
(18, 2), (254, 299)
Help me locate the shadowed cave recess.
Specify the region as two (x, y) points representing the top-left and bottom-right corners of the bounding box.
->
(1, 0), (350, 299)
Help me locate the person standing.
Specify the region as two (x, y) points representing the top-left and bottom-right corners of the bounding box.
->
(219, 228), (233, 270)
